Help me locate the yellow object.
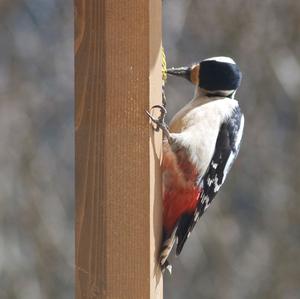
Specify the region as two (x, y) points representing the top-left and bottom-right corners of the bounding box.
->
(162, 46), (167, 83)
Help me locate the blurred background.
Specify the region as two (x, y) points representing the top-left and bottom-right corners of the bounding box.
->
(1, 0), (300, 298)
(0, 1), (74, 298)
(164, 1), (300, 299)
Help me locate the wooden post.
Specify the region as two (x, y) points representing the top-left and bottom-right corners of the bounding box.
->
(75, 0), (163, 298)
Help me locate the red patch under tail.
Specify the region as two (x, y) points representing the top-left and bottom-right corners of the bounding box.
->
(162, 142), (201, 234)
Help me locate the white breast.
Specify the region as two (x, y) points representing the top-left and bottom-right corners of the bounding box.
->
(169, 98), (239, 177)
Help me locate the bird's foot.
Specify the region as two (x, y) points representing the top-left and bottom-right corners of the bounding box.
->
(145, 105), (168, 132)
(145, 105), (172, 142)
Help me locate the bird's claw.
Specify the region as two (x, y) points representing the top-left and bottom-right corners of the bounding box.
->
(145, 105), (168, 132)
(146, 105), (174, 143)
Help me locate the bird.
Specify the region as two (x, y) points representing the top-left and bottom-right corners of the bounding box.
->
(146, 56), (244, 273)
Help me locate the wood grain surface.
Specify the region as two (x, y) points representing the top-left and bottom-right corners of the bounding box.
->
(75, 1), (163, 298)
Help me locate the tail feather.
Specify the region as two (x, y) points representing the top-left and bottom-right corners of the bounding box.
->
(159, 226), (177, 273)
(161, 259), (172, 274)
(175, 213), (196, 256)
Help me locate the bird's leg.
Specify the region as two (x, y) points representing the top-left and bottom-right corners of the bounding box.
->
(162, 86), (167, 107)
(145, 105), (174, 144)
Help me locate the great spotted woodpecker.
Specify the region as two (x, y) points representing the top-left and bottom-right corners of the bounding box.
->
(146, 56), (244, 273)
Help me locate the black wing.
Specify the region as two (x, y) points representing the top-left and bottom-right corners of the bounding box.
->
(176, 106), (244, 255)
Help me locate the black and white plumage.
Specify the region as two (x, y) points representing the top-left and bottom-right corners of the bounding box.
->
(176, 105), (244, 255)
(147, 56), (244, 271)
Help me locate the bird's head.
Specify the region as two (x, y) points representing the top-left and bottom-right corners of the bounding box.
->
(167, 56), (242, 98)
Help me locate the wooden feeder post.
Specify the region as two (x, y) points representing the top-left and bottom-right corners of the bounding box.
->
(75, 0), (163, 298)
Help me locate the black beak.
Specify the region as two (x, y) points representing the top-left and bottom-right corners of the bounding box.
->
(166, 66), (191, 82)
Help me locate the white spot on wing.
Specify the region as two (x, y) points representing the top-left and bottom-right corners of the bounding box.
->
(222, 152), (235, 184)
(212, 162), (218, 169)
(213, 176), (222, 192)
(222, 114), (244, 184)
(200, 195), (211, 211)
(235, 115), (245, 149)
